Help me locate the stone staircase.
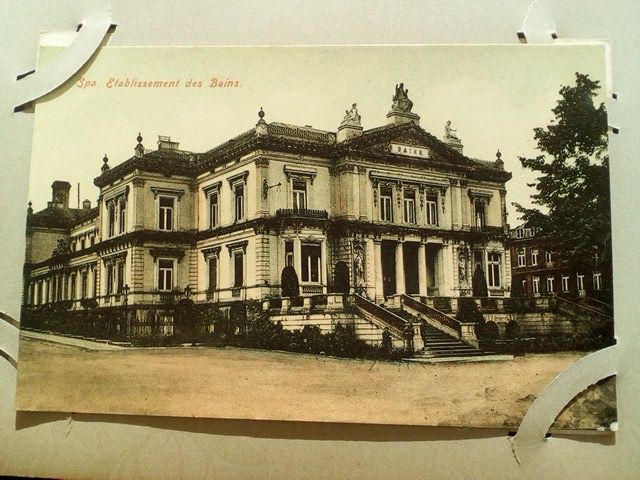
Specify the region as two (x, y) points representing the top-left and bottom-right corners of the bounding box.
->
(387, 307), (511, 363)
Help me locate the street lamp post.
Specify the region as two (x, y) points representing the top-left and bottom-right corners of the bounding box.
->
(122, 284), (130, 337)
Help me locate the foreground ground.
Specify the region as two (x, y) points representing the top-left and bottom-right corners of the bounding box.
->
(15, 332), (613, 429)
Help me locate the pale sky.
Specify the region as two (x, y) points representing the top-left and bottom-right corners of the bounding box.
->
(29, 45), (608, 224)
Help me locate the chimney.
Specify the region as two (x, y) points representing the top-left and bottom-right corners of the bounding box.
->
(82, 199), (92, 210)
(50, 181), (71, 209)
(158, 135), (179, 150)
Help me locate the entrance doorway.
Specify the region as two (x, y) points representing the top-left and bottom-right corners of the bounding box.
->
(403, 242), (419, 295)
(381, 240), (396, 298)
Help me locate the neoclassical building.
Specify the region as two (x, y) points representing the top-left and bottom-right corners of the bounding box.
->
(23, 84), (512, 328)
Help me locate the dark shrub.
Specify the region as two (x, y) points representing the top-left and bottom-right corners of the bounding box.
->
(505, 320), (520, 339)
(478, 321), (499, 340)
(472, 266), (488, 297)
(281, 265), (300, 298)
(229, 301), (248, 334)
(455, 297), (484, 324)
(333, 261), (350, 294)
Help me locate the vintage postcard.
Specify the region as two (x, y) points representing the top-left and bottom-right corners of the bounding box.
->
(16, 45), (615, 429)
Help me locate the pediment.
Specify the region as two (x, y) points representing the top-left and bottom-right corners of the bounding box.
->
(348, 123), (449, 161)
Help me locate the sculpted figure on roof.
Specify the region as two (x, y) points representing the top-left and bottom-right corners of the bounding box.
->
(391, 83), (414, 113)
(340, 103), (361, 127)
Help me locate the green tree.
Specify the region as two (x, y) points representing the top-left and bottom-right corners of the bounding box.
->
(515, 73), (611, 265)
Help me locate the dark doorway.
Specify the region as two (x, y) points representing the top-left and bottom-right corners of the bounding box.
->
(404, 242), (419, 295)
(381, 240), (396, 298)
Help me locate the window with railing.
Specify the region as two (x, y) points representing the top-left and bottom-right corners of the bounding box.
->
(426, 194), (438, 226)
(106, 264), (114, 295)
(285, 240), (294, 267)
(546, 276), (555, 293)
(533, 276), (540, 295)
(108, 202), (116, 237)
(158, 259), (174, 292)
(81, 271), (88, 299)
(158, 196), (175, 231)
(380, 186), (393, 222)
(292, 179), (307, 210)
(118, 198), (126, 234)
(301, 243), (321, 283)
(403, 190), (416, 224)
(531, 249), (539, 266)
(474, 200), (486, 229)
(208, 256), (218, 291)
(209, 190), (219, 228)
(487, 252), (502, 288)
(233, 251), (244, 287)
(593, 272), (602, 291)
(234, 183), (245, 222)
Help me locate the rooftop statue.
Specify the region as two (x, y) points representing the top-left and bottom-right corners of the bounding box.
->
(340, 103), (362, 127)
(444, 120), (461, 142)
(391, 83), (414, 113)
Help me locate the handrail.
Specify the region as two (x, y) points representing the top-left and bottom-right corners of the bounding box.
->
(582, 296), (613, 313)
(551, 293), (613, 320)
(353, 294), (407, 335)
(400, 294), (462, 335)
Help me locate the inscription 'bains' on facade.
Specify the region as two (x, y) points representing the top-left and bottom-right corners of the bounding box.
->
(23, 84), (511, 351)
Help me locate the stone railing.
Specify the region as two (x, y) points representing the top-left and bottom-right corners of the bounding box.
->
(353, 294), (407, 336)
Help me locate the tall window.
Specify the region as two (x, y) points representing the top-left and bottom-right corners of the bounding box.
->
(209, 191), (219, 228)
(546, 276), (555, 293)
(531, 249), (539, 266)
(533, 276), (540, 294)
(292, 180), (307, 210)
(545, 251), (553, 263)
(301, 243), (321, 283)
(117, 262), (125, 294)
(562, 275), (570, 292)
(106, 264), (114, 294)
(517, 248), (526, 267)
(521, 279), (527, 295)
(233, 252), (244, 287)
(285, 240), (294, 267)
(70, 274), (76, 300)
(234, 183), (245, 222)
(80, 238), (86, 250)
(81, 271), (88, 299)
(44, 279), (49, 304)
(380, 187), (393, 222)
(92, 268), (97, 297)
(208, 256), (218, 291)
(36, 282), (42, 305)
(593, 272), (603, 291)
(118, 199), (126, 234)
(403, 190), (416, 224)
(158, 196), (175, 231)
(158, 259), (174, 291)
(474, 200), (486, 228)
(577, 274), (585, 292)
(487, 252), (501, 288)
(426, 194), (438, 226)
(108, 202), (115, 237)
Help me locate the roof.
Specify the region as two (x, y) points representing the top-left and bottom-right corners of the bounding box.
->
(27, 206), (98, 230)
(94, 119), (510, 187)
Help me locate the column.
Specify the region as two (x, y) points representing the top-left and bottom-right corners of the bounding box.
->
(373, 240), (383, 303)
(395, 240), (406, 295)
(294, 237), (302, 286)
(418, 242), (427, 297)
(321, 240), (328, 294)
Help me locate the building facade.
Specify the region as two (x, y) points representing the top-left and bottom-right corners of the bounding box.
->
(22, 85), (513, 328)
(508, 225), (612, 308)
